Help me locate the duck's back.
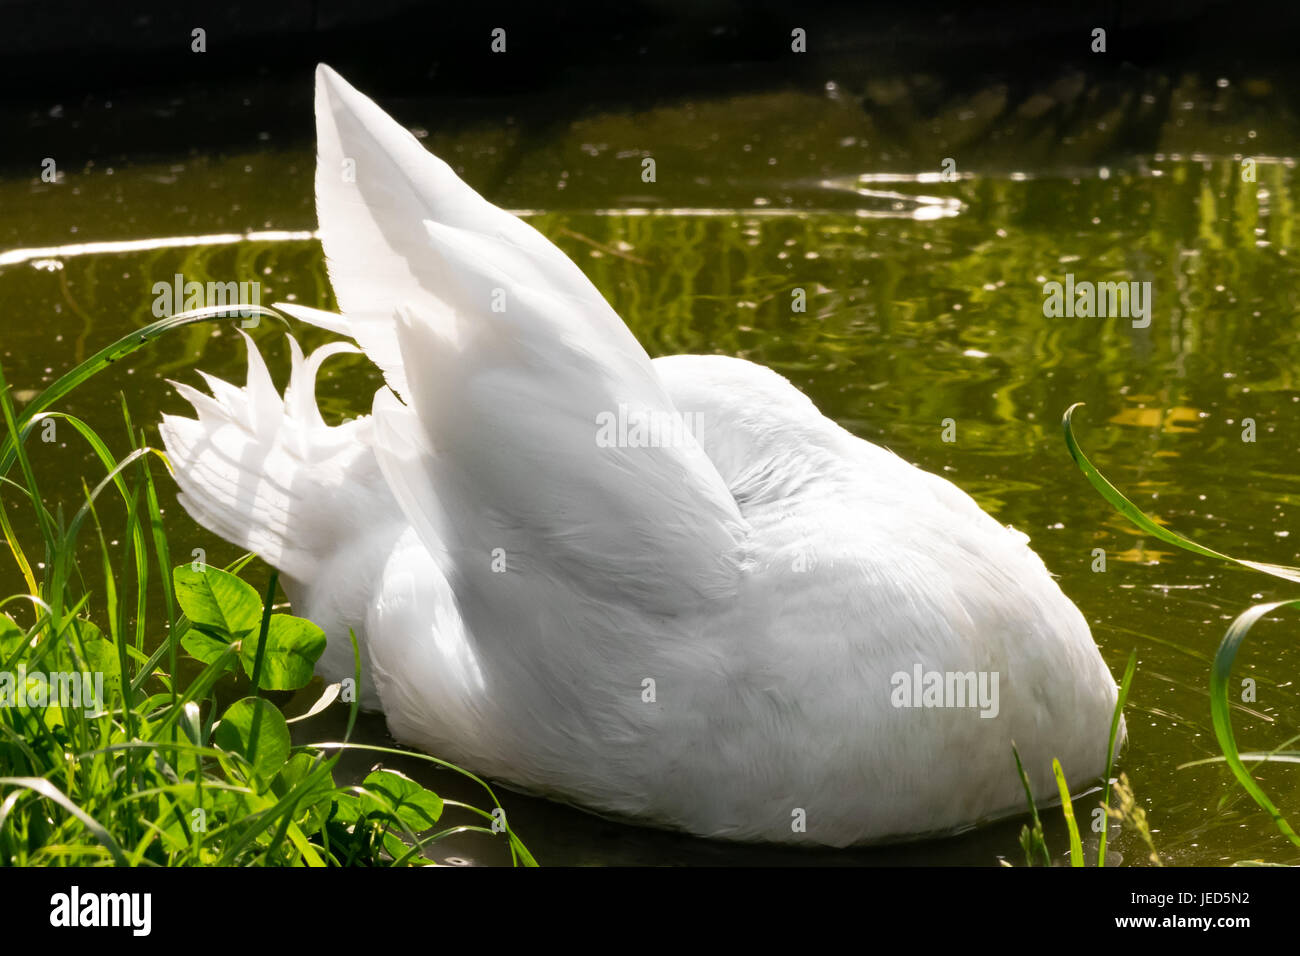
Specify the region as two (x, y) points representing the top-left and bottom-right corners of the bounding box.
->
(625, 354), (1121, 844)
(378, 354), (1121, 846)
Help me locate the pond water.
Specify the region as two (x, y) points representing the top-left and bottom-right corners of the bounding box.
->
(2, 64), (1300, 865)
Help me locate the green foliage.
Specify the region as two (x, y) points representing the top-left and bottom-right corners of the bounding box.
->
(0, 313), (534, 866)
(173, 564), (326, 690)
(213, 697), (292, 785)
(174, 564), (264, 640)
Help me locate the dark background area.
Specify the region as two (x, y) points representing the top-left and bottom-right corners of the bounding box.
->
(1, 0), (1299, 170)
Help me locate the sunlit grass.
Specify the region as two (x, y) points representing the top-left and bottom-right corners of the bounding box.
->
(0, 308), (535, 867)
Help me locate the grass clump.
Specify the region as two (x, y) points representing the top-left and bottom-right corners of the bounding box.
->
(0, 309), (534, 866)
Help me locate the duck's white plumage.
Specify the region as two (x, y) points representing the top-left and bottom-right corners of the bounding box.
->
(158, 64), (1121, 846)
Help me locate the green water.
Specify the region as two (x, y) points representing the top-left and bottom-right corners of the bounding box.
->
(3, 68), (1300, 865)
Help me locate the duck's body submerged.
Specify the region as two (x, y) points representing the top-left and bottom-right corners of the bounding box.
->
(159, 65), (1120, 846)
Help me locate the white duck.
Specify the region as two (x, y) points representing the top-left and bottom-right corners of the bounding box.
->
(159, 65), (1121, 846)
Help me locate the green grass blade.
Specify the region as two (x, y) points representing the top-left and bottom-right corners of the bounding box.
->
(0, 305), (286, 478)
(1052, 759), (1084, 866)
(1209, 600), (1300, 847)
(1010, 743), (1051, 866)
(137, 447), (179, 705)
(0, 363), (57, 560)
(248, 572), (278, 691)
(1063, 403), (1300, 583)
(1097, 649), (1136, 868)
(0, 477), (37, 596)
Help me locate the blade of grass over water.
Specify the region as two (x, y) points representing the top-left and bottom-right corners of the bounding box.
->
(1062, 403), (1300, 584)
(1208, 601), (1300, 848)
(0, 305), (286, 477)
(1065, 403), (1300, 855)
(0, 362), (57, 562)
(0, 472), (37, 595)
(1097, 649), (1136, 868)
